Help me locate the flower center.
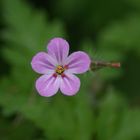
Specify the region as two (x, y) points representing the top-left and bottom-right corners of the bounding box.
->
(56, 65), (65, 75)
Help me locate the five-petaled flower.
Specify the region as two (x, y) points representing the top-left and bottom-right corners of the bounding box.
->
(31, 38), (91, 97)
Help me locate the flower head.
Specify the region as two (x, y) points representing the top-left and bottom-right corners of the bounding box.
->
(31, 38), (91, 97)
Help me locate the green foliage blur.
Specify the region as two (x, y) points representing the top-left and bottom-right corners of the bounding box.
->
(0, 0), (140, 139)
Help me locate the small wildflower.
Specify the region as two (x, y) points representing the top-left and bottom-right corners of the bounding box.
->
(31, 38), (91, 97)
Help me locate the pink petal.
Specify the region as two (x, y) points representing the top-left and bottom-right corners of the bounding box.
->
(65, 51), (91, 74)
(60, 73), (80, 96)
(31, 52), (57, 74)
(47, 38), (69, 65)
(35, 74), (60, 97)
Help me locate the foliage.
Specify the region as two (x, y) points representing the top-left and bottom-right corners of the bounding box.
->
(0, 0), (140, 140)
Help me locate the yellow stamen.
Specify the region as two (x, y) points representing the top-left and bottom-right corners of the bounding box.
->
(56, 65), (65, 75)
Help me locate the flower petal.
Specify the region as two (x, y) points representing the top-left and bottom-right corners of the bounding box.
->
(31, 52), (57, 74)
(65, 51), (91, 74)
(35, 74), (60, 97)
(47, 38), (69, 65)
(60, 73), (80, 96)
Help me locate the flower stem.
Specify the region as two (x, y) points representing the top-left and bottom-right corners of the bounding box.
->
(90, 61), (121, 71)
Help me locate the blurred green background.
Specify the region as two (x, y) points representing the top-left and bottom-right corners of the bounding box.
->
(0, 0), (140, 140)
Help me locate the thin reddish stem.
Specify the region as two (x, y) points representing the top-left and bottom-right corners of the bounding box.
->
(90, 61), (121, 71)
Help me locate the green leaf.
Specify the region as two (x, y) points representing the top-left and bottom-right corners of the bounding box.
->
(96, 89), (127, 140)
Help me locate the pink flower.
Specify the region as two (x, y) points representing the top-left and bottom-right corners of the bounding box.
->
(31, 38), (91, 97)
